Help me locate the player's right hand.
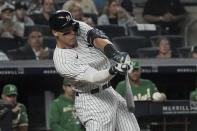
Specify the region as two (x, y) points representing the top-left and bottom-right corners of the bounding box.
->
(109, 63), (130, 75)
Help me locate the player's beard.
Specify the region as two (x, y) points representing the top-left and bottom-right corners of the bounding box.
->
(73, 41), (78, 48)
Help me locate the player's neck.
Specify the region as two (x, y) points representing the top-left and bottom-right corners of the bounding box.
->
(64, 93), (74, 101)
(132, 79), (140, 87)
(57, 42), (76, 49)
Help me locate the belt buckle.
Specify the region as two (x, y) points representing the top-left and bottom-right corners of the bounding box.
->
(102, 83), (110, 90)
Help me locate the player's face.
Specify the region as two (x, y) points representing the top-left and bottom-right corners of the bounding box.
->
(129, 69), (141, 81)
(28, 31), (43, 49)
(15, 8), (27, 20)
(192, 52), (197, 58)
(71, 5), (83, 20)
(2, 95), (17, 106)
(158, 39), (170, 54)
(43, 0), (54, 14)
(63, 84), (75, 99)
(108, 1), (119, 16)
(1, 10), (14, 20)
(54, 27), (77, 48)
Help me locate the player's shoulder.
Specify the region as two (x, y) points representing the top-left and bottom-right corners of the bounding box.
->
(54, 48), (78, 59)
(77, 20), (93, 30)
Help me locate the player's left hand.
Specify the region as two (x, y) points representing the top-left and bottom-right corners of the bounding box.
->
(113, 52), (131, 64)
(109, 63), (130, 75)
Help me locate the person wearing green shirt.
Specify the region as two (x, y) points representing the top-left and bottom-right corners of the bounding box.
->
(116, 60), (166, 101)
(1, 84), (28, 131)
(48, 79), (84, 131)
(190, 88), (197, 101)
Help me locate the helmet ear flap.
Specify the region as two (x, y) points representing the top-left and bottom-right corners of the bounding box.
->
(73, 21), (79, 32)
(49, 10), (76, 31)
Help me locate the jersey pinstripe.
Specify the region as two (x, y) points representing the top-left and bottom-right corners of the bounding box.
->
(53, 21), (140, 131)
(54, 21), (110, 92)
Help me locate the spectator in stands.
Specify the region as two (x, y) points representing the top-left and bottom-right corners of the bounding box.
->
(190, 89), (197, 101)
(31, 0), (55, 25)
(8, 27), (53, 60)
(191, 46), (197, 58)
(93, 0), (106, 15)
(0, 50), (9, 61)
(119, 0), (134, 16)
(143, 0), (187, 35)
(116, 60), (166, 101)
(98, 0), (137, 27)
(13, 2), (34, 37)
(67, 1), (95, 27)
(190, 77), (197, 101)
(14, 2), (34, 26)
(1, 84), (28, 131)
(27, 0), (42, 15)
(156, 36), (178, 58)
(0, 5), (23, 38)
(0, 0), (14, 15)
(48, 79), (85, 131)
(63, 0), (98, 15)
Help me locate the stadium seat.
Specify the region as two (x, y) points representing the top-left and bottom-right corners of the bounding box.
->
(95, 25), (126, 39)
(54, 2), (65, 10)
(177, 47), (191, 58)
(128, 24), (161, 38)
(112, 36), (150, 57)
(43, 37), (56, 49)
(0, 38), (21, 53)
(136, 47), (158, 58)
(150, 35), (185, 50)
(84, 13), (98, 25)
(24, 25), (52, 37)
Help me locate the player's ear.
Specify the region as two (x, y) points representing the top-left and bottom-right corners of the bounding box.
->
(52, 30), (58, 37)
(62, 85), (66, 90)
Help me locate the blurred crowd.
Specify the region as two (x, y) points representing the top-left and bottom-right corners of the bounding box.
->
(0, 0), (196, 61)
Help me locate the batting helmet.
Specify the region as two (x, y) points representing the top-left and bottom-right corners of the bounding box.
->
(49, 10), (79, 32)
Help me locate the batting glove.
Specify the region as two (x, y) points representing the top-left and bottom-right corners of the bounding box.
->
(109, 63), (130, 75)
(113, 52), (131, 64)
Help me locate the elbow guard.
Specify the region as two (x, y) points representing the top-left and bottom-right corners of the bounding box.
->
(87, 28), (109, 46)
(104, 44), (129, 63)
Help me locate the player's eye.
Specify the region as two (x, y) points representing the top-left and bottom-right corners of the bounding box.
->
(62, 31), (70, 35)
(66, 84), (72, 87)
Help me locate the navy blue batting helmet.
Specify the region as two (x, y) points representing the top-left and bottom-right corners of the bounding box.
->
(49, 10), (79, 32)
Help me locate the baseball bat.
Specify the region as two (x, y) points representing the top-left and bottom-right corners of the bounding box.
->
(125, 72), (135, 112)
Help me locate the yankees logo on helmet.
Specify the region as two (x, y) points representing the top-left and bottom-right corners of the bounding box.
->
(49, 10), (79, 32)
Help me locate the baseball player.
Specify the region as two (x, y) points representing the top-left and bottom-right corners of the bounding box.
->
(49, 10), (140, 131)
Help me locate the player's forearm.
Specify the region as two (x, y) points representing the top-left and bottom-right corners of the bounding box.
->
(83, 67), (113, 84)
(87, 28), (129, 63)
(93, 38), (112, 51)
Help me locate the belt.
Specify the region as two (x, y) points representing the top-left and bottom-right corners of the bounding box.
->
(76, 83), (111, 96)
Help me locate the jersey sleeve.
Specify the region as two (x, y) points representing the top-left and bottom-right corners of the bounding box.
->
(78, 21), (93, 43)
(54, 49), (90, 81)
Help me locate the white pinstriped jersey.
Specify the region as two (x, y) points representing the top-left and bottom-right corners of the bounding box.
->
(53, 21), (111, 92)
(53, 21), (140, 131)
